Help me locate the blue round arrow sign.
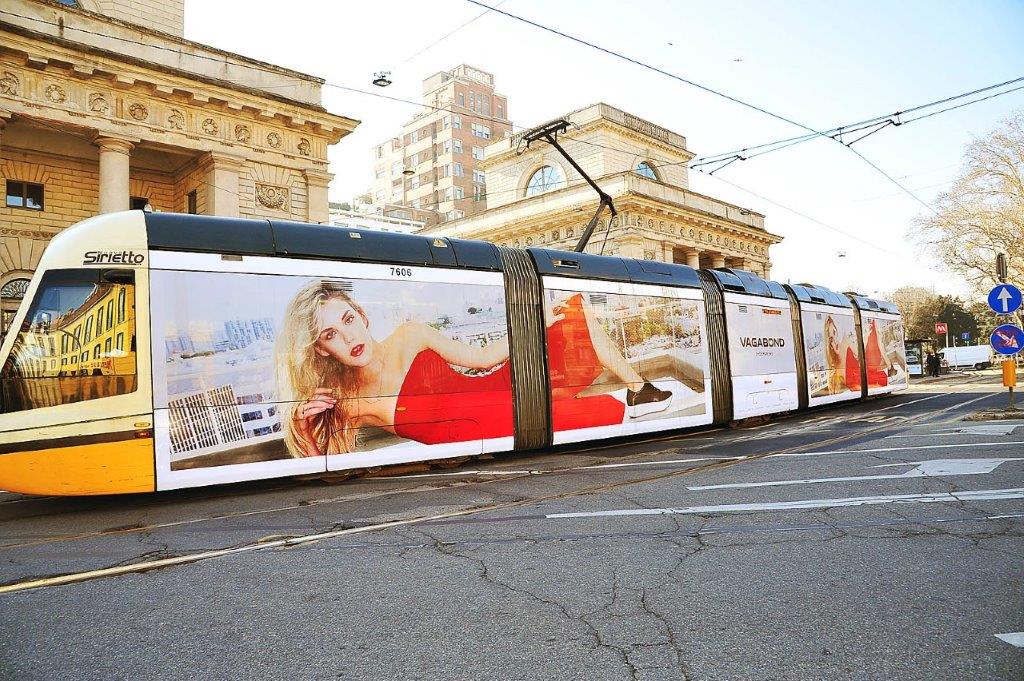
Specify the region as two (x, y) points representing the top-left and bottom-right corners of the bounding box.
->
(990, 324), (1024, 355)
(988, 284), (1022, 314)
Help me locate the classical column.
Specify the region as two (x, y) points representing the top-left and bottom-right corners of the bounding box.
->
(201, 152), (244, 217)
(711, 253), (726, 269)
(762, 261), (772, 279)
(686, 249), (700, 269)
(304, 169), (334, 224)
(94, 136), (135, 214)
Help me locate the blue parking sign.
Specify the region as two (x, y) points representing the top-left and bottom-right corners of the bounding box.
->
(990, 324), (1024, 355)
(961, 332), (970, 341)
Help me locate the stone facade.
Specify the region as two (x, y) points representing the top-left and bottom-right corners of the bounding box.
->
(422, 103), (782, 275)
(0, 0), (358, 328)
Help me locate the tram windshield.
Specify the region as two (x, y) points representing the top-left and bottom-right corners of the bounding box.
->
(0, 269), (137, 413)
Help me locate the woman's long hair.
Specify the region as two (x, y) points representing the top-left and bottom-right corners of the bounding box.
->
(277, 280), (367, 456)
(824, 315), (843, 393)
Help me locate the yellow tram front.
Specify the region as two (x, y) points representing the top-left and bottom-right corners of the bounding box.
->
(0, 212), (154, 495)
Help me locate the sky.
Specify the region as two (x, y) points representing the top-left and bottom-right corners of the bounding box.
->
(185, 0), (1024, 300)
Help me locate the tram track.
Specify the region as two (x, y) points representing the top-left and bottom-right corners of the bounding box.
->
(0, 376), (994, 552)
(0, 376), (1000, 594)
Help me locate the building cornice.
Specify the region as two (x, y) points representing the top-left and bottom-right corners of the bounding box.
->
(0, 16), (358, 138)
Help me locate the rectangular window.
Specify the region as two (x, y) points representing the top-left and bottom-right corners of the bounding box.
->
(440, 165), (450, 178)
(473, 170), (486, 184)
(5, 181), (44, 211)
(474, 185), (486, 202)
(481, 97), (490, 116)
(116, 332), (124, 351)
(84, 316), (93, 342)
(410, 130), (418, 143)
(96, 307), (104, 335)
(443, 140), (451, 155)
(187, 190), (198, 215)
(376, 146), (384, 159)
(472, 146), (484, 160)
(130, 196), (149, 211)
(105, 337), (112, 354)
(453, 162), (464, 177)
(498, 103), (504, 119)
(454, 186), (465, 200)
(471, 124), (491, 139)
(391, 161), (403, 176)
(411, 175), (420, 190)
(0, 269), (138, 412)
(452, 115), (462, 129)
(457, 92), (465, 106)
(453, 139), (463, 154)
(375, 167), (384, 179)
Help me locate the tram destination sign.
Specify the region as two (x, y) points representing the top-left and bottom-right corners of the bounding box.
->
(990, 324), (1024, 356)
(988, 283), (1022, 315)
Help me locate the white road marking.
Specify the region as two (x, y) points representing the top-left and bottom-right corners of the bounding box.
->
(886, 423), (1021, 438)
(775, 441), (1024, 458)
(385, 469), (542, 479)
(577, 457), (744, 470)
(544, 487), (1024, 519)
(995, 632), (1024, 648)
(687, 458), (1024, 491)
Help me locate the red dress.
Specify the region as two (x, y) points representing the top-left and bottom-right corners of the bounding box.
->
(393, 294), (625, 445)
(864, 322), (889, 387)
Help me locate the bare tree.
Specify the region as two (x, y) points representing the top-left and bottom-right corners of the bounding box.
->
(914, 111), (1023, 292)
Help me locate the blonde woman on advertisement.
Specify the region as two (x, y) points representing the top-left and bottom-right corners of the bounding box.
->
(825, 315), (861, 393)
(277, 280), (677, 457)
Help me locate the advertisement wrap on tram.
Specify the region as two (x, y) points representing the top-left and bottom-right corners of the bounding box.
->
(150, 259), (514, 489)
(800, 303), (863, 407)
(724, 294), (799, 419)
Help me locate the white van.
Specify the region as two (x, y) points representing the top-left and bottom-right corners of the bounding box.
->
(939, 345), (992, 370)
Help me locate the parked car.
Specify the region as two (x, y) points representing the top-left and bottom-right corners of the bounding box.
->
(938, 345), (992, 370)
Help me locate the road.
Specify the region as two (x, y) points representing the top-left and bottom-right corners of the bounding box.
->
(1, 371), (1022, 680)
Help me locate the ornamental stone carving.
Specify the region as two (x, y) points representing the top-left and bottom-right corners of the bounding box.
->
(297, 138), (311, 156)
(88, 92), (109, 113)
(234, 124), (251, 143)
(44, 84), (66, 104)
(266, 132), (282, 149)
(0, 72), (19, 96)
(201, 118), (218, 135)
(128, 103), (148, 121)
(168, 109), (185, 130)
(255, 183), (288, 210)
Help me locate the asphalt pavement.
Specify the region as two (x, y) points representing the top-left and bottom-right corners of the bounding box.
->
(0, 370), (1021, 680)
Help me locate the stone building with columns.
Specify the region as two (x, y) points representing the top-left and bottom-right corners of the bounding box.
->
(421, 103), (781, 275)
(0, 0), (357, 328)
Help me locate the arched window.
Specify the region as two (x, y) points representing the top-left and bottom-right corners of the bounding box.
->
(635, 161), (658, 180)
(0, 278), (30, 301)
(525, 165), (564, 197)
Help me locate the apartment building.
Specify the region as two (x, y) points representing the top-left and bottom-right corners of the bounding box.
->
(369, 65), (511, 224)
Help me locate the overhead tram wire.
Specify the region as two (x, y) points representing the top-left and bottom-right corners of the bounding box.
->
(0, 9), (528, 132)
(461, 0), (1022, 212)
(568, 77), (1024, 174)
(398, 0), (508, 65)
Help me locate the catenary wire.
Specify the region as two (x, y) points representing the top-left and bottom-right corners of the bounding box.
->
(459, 0), (1020, 212)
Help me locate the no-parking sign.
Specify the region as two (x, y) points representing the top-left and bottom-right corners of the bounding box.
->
(990, 324), (1024, 356)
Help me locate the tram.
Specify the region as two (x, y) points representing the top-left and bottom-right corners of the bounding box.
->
(0, 212), (908, 495)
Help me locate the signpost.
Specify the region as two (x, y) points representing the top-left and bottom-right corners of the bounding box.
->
(961, 331), (971, 342)
(991, 324), (1023, 412)
(987, 283), (1022, 315)
(935, 322), (947, 334)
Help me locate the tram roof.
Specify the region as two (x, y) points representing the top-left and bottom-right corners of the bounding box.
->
(528, 248), (702, 289)
(143, 213), (502, 271)
(845, 293), (901, 315)
(785, 283), (853, 308)
(705, 268), (789, 300)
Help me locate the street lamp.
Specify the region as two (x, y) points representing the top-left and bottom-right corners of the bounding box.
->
(372, 71), (392, 87)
